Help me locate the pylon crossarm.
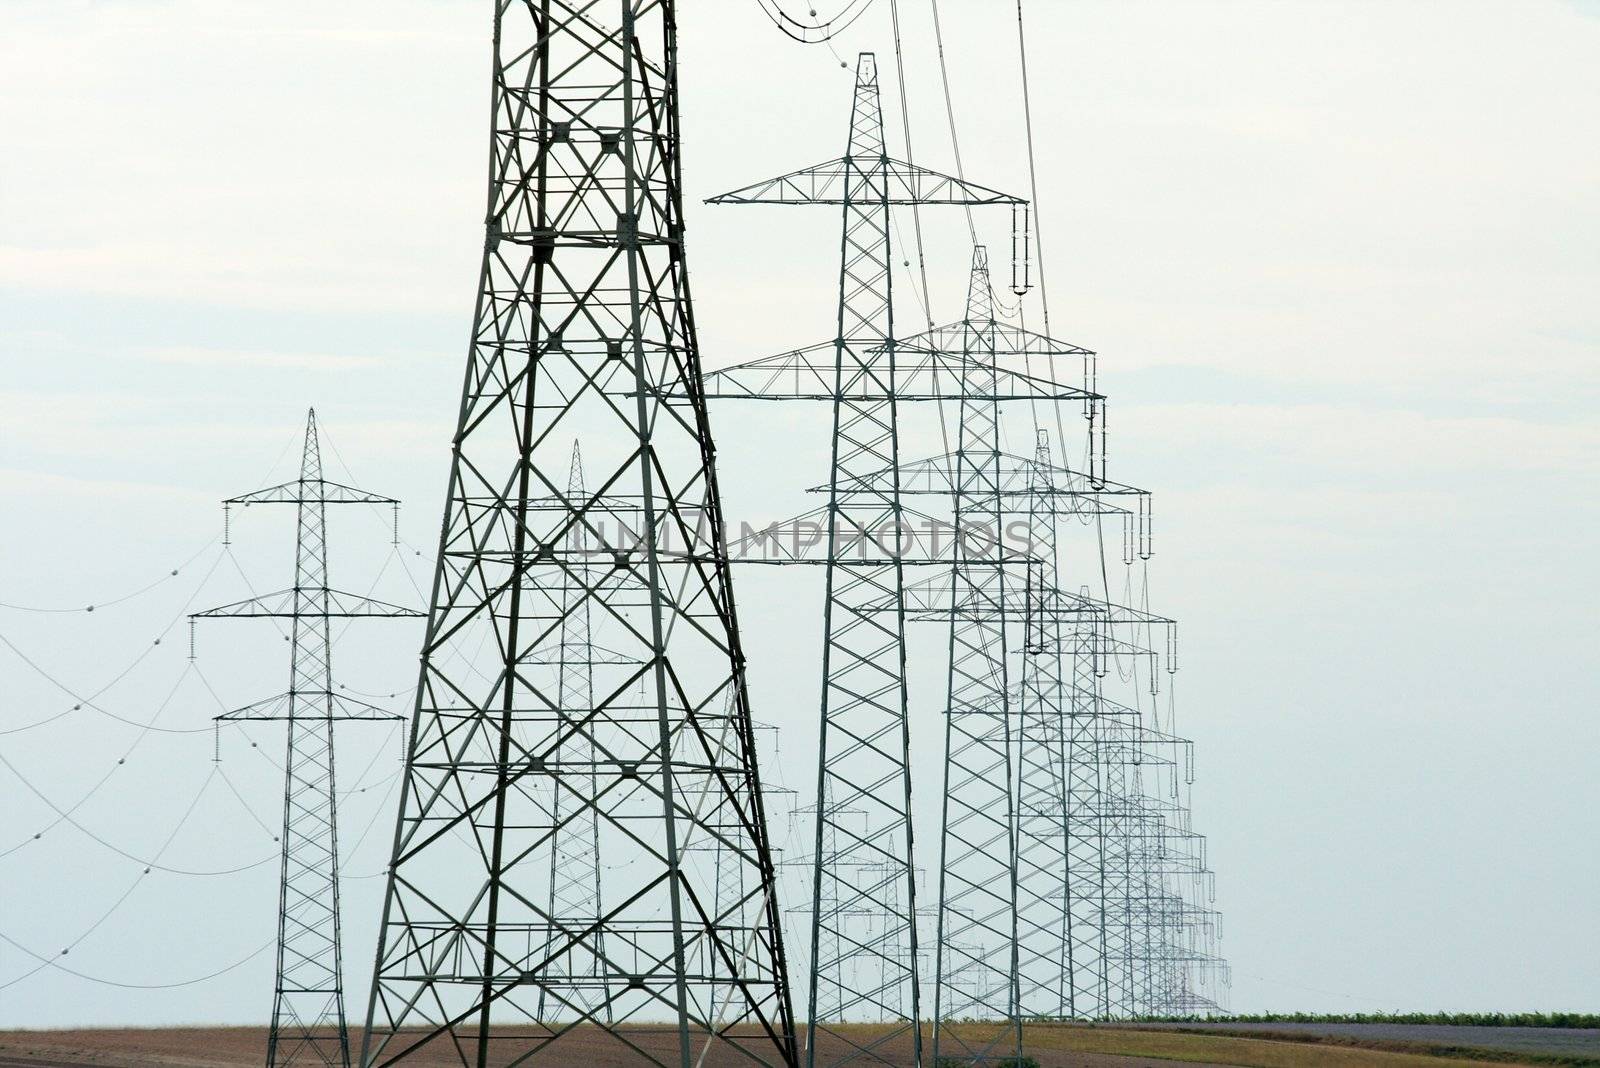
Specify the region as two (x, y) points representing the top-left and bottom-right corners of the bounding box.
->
(226, 478), (399, 506)
(872, 572), (1174, 624)
(190, 588), (422, 619)
(897, 320), (1094, 360)
(216, 691), (406, 723)
(708, 157), (1022, 207)
(691, 341), (1099, 402)
(811, 451), (1147, 499)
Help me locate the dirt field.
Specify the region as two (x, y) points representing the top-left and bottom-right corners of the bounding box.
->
(0, 1023), (1562, 1068)
(1029, 1024), (1566, 1067)
(1111, 1021), (1600, 1059)
(0, 1024), (1225, 1068)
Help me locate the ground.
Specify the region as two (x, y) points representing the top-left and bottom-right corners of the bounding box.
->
(1, 1022), (1591, 1068)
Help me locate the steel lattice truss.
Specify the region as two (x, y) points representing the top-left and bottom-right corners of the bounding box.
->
(708, 53), (1030, 1068)
(192, 410), (419, 1068)
(700, 169), (1226, 1050)
(536, 443), (615, 1026)
(346, 12), (1226, 1061)
(928, 250), (1022, 1066)
(360, 5), (796, 1067)
(851, 252), (1227, 1025)
(689, 43), (1226, 1052)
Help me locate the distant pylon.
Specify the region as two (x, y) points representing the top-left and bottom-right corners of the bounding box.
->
(359, 5), (796, 1066)
(537, 442), (610, 1025)
(710, 55), (1025, 1068)
(192, 409), (420, 1068)
(1015, 427), (1079, 1019)
(930, 247), (1023, 1067)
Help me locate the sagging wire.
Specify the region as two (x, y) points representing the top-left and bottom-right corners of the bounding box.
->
(0, 765), (273, 992)
(889, 0), (937, 334)
(0, 930), (272, 992)
(337, 771), (406, 881)
(0, 658), (211, 858)
(0, 750), (275, 877)
(0, 545), (230, 737)
(0, 536), (220, 615)
(750, 0), (880, 44)
(1014, 0), (1052, 336)
(928, 0), (977, 246)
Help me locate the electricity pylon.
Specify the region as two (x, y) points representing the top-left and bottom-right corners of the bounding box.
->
(832, 238), (1227, 1029)
(537, 442), (611, 1026)
(192, 408), (420, 1068)
(709, 55), (1025, 1067)
(928, 247), (1022, 1068)
(360, 5), (796, 1067)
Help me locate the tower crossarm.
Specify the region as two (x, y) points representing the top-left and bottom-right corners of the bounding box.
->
(226, 479), (399, 506)
(897, 321), (1093, 360)
(690, 340), (1098, 403)
(216, 691), (405, 723)
(191, 588), (422, 619)
(809, 451), (1145, 499)
(708, 157), (1022, 207)
(882, 573), (1175, 625)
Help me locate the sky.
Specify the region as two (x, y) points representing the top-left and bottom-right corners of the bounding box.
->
(1, 0), (1598, 1027)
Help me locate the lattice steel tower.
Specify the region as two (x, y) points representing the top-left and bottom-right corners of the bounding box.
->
(535, 442), (612, 1026)
(927, 247), (1020, 1067)
(709, 55), (1023, 1068)
(192, 409), (420, 1068)
(361, 5), (795, 1066)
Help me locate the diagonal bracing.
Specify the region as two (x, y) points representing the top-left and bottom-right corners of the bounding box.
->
(360, 5), (796, 1067)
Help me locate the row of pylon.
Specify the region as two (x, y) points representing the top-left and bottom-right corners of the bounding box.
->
(217, 6), (1227, 1068)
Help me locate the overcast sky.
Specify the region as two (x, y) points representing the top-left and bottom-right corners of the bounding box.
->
(1, 0), (1597, 1027)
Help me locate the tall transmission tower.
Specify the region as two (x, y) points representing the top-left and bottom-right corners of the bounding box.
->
(709, 55), (1025, 1068)
(851, 253), (1128, 1051)
(360, 5), (796, 1066)
(192, 409), (420, 1068)
(829, 243), (1210, 1033)
(928, 247), (1021, 1068)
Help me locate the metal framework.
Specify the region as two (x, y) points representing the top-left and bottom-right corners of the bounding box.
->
(360, 4), (795, 1066)
(834, 250), (1227, 1028)
(536, 442), (612, 1026)
(694, 31), (1229, 1042)
(709, 54), (1026, 1067)
(928, 248), (1020, 1066)
(193, 409), (419, 1068)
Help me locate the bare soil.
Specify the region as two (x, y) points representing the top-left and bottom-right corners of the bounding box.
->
(0, 1024), (1230, 1068)
(1111, 1022), (1600, 1059)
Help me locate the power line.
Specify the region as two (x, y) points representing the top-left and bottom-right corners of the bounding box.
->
(0, 930), (273, 992)
(0, 749), (275, 877)
(0, 536), (219, 614)
(0, 547), (230, 737)
(750, 0), (880, 44)
(1014, 0), (1052, 335)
